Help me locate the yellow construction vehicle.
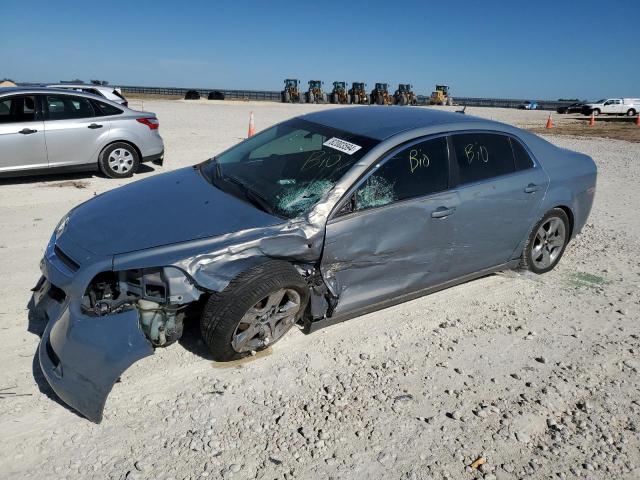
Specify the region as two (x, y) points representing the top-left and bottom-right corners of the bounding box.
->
(430, 85), (453, 106)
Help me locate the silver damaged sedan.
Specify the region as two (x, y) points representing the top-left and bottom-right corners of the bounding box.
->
(32, 107), (597, 422)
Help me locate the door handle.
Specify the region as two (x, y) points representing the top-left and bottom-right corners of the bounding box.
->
(87, 123), (103, 129)
(431, 206), (456, 218)
(19, 128), (37, 135)
(524, 183), (540, 193)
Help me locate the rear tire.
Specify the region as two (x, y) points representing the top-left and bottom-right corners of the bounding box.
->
(199, 261), (309, 361)
(98, 142), (139, 178)
(626, 109), (636, 117)
(520, 208), (570, 274)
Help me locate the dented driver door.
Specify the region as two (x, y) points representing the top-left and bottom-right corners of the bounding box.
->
(320, 135), (461, 317)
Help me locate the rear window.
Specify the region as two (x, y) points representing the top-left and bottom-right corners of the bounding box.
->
(111, 89), (126, 101)
(510, 137), (534, 171)
(92, 100), (123, 116)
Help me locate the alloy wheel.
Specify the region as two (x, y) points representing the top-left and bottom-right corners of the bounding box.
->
(231, 289), (301, 353)
(531, 217), (566, 269)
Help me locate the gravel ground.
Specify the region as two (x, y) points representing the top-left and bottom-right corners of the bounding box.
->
(0, 102), (638, 480)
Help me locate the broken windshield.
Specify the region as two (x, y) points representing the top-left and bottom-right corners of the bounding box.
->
(200, 119), (378, 219)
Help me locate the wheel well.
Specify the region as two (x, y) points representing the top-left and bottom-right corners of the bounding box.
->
(555, 205), (574, 238)
(100, 140), (142, 161)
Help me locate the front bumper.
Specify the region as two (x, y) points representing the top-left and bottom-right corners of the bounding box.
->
(34, 235), (154, 423)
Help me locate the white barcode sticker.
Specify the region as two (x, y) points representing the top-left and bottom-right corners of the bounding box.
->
(323, 137), (362, 155)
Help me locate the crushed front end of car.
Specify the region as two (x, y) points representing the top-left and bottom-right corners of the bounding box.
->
(33, 223), (204, 423)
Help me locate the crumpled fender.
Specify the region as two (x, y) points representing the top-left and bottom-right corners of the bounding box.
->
(38, 295), (153, 423)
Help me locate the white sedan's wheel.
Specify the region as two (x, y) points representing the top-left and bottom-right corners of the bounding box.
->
(99, 142), (140, 179)
(108, 148), (135, 174)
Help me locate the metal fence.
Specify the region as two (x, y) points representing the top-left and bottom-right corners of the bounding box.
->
(119, 84), (575, 111)
(119, 85), (282, 101)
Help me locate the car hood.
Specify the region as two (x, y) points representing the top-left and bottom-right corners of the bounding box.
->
(64, 167), (283, 256)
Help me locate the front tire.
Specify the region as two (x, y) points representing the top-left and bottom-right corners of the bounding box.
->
(520, 208), (570, 274)
(592, 108), (601, 116)
(98, 142), (139, 178)
(200, 261), (309, 361)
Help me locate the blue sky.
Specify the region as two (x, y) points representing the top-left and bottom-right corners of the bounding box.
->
(2, 0), (639, 100)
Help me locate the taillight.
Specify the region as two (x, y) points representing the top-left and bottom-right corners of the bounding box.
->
(136, 117), (159, 130)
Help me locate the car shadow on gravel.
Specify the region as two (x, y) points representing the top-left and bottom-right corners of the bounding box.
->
(26, 294), (86, 419)
(0, 171), (95, 186)
(177, 306), (215, 361)
(0, 164), (156, 186)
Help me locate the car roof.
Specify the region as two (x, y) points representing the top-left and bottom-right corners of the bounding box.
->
(47, 83), (112, 90)
(1, 86), (84, 94)
(301, 106), (492, 140)
(0, 86), (128, 110)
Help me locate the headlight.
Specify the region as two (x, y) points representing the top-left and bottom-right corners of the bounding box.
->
(55, 214), (70, 240)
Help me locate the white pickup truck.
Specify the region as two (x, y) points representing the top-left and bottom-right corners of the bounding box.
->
(583, 98), (640, 116)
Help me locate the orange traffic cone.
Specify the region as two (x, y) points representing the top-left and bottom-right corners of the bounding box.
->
(636, 114), (640, 127)
(247, 111), (255, 137)
(545, 113), (553, 129)
(588, 112), (595, 127)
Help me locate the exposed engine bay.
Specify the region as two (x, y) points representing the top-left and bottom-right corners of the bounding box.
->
(81, 267), (203, 347)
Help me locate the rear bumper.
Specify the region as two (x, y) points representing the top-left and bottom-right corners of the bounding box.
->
(142, 150), (164, 166)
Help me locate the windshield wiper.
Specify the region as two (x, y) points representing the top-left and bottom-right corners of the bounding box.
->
(221, 174), (277, 216)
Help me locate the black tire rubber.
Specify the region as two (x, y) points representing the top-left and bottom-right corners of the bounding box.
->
(520, 208), (570, 274)
(184, 90), (200, 100)
(592, 109), (600, 116)
(199, 260), (309, 361)
(98, 142), (140, 178)
(626, 109), (636, 117)
(208, 91), (225, 100)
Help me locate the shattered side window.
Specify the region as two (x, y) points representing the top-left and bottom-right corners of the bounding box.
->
(355, 176), (397, 209)
(201, 119), (378, 219)
(355, 136), (449, 211)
